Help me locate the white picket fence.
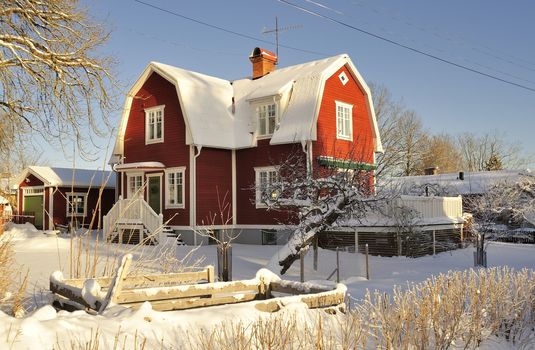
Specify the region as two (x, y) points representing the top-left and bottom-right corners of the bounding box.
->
(103, 196), (163, 242)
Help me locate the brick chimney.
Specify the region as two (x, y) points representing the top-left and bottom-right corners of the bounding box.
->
(249, 47), (277, 79)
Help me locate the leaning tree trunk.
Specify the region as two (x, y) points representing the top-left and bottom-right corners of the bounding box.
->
(278, 198), (347, 274)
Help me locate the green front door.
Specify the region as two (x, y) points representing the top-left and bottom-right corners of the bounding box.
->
(24, 195), (43, 229)
(147, 176), (161, 214)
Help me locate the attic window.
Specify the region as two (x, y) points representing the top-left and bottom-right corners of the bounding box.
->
(145, 105), (165, 144)
(338, 72), (349, 85)
(257, 103), (278, 137)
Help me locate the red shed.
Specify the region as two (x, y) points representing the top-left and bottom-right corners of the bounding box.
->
(15, 166), (115, 230)
(108, 48), (382, 245)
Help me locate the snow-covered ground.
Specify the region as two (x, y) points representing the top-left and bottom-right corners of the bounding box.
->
(1, 223), (534, 349)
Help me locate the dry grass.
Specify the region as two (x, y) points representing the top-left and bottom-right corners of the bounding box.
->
(180, 267), (534, 349)
(0, 235), (29, 317)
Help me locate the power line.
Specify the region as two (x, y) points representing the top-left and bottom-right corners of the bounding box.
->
(133, 0), (330, 57)
(277, 0), (535, 93)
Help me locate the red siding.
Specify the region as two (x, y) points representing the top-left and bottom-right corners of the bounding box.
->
(235, 140), (299, 225)
(313, 65), (375, 165)
(123, 72), (190, 226)
(196, 148), (232, 225)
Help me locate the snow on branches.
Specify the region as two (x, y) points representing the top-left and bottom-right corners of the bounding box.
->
(257, 148), (377, 274)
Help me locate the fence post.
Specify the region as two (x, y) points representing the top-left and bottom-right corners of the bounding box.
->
(313, 236), (318, 271)
(365, 243), (370, 280)
(433, 230), (436, 256)
(354, 230), (359, 253)
(217, 243), (232, 281)
(300, 249), (305, 282)
(336, 247), (340, 283)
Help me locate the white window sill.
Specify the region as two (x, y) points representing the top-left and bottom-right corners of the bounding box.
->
(256, 135), (273, 140)
(67, 213), (86, 217)
(165, 204), (185, 210)
(336, 135), (353, 141)
(145, 138), (164, 145)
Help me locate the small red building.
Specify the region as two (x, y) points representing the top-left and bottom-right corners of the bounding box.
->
(107, 48), (382, 244)
(16, 166), (115, 230)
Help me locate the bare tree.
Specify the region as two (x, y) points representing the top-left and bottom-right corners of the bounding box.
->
(259, 148), (379, 274)
(457, 131), (529, 172)
(369, 83), (426, 178)
(0, 0), (117, 157)
(421, 133), (462, 174)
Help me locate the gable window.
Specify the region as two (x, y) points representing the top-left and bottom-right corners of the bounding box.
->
(336, 101), (353, 140)
(165, 167), (185, 208)
(255, 167), (279, 208)
(66, 193), (87, 217)
(145, 105), (165, 144)
(127, 173), (144, 198)
(257, 103), (277, 137)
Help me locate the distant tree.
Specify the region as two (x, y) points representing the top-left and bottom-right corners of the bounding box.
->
(484, 153), (503, 171)
(0, 0), (117, 157)
(421, 134), (462, 174)
(369, 83), (426, 178)
(457, 131), (528, 171)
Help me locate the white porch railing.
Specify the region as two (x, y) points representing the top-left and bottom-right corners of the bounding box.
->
(394, 195), (463, 220)
(103, 196), (163, 242)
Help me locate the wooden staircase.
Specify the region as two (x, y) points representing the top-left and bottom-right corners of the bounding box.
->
(103, 197), (163, 245)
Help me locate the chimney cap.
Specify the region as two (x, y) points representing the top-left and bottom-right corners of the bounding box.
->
(249, 47), (278, 63)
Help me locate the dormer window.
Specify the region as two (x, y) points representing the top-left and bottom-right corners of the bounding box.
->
(145, 105), (165, 144)
(257, 103), (277, 137)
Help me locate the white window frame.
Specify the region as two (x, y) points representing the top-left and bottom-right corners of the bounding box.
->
(165, 167), (186, 209)
(336, 101), (353, 141)
(338, 71), (349, 85)
(126, 172), (144, 199)
(145, 105), (165, 144)
(256, 102), (278, 138)
(66, 192), (87, 217)
(254, 166), (279, 208)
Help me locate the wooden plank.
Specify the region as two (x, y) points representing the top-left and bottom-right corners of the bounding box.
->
(56, 267), (213, 290)
(122, 293), (258, 312)
(270, 282), (329, 295)
(115, 280), (260, 304)
(98, 254), (132, 313)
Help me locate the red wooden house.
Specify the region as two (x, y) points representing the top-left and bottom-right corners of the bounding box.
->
(16, 166), (115, 230)
(107, 48), (382, 245)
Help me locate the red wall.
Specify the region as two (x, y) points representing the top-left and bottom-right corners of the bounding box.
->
(196, 148), (233, 226)
(235, 140), (299, 225)
(313, 65), (375, 165)
(123, 72), (190, 226)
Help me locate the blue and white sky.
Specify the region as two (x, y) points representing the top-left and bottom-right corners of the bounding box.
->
(42, 0), (535, 169)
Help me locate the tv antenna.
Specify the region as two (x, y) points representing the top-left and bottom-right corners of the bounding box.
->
(262, 17), (303, 59)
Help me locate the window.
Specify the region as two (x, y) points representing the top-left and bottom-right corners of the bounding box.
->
(165, 167), (185, 208)
(255, 167), (279, 208)
(336, 101), (353, 140)
(66, 193), (87, 217)
(127, 173), (144, 198)
(257, 103), (277, 136)
(145, 105), (165, 144)
(338, 71), (349, 85)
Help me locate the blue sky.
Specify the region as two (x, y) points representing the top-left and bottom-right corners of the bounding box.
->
(43, 0), (535, 169)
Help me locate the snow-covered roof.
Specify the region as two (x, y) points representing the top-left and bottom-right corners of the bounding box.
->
(0, 195), (8, 205)
(389, 169), (531, 196)
(16, 166), (116, 188)
(112, 53), (382, 158)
